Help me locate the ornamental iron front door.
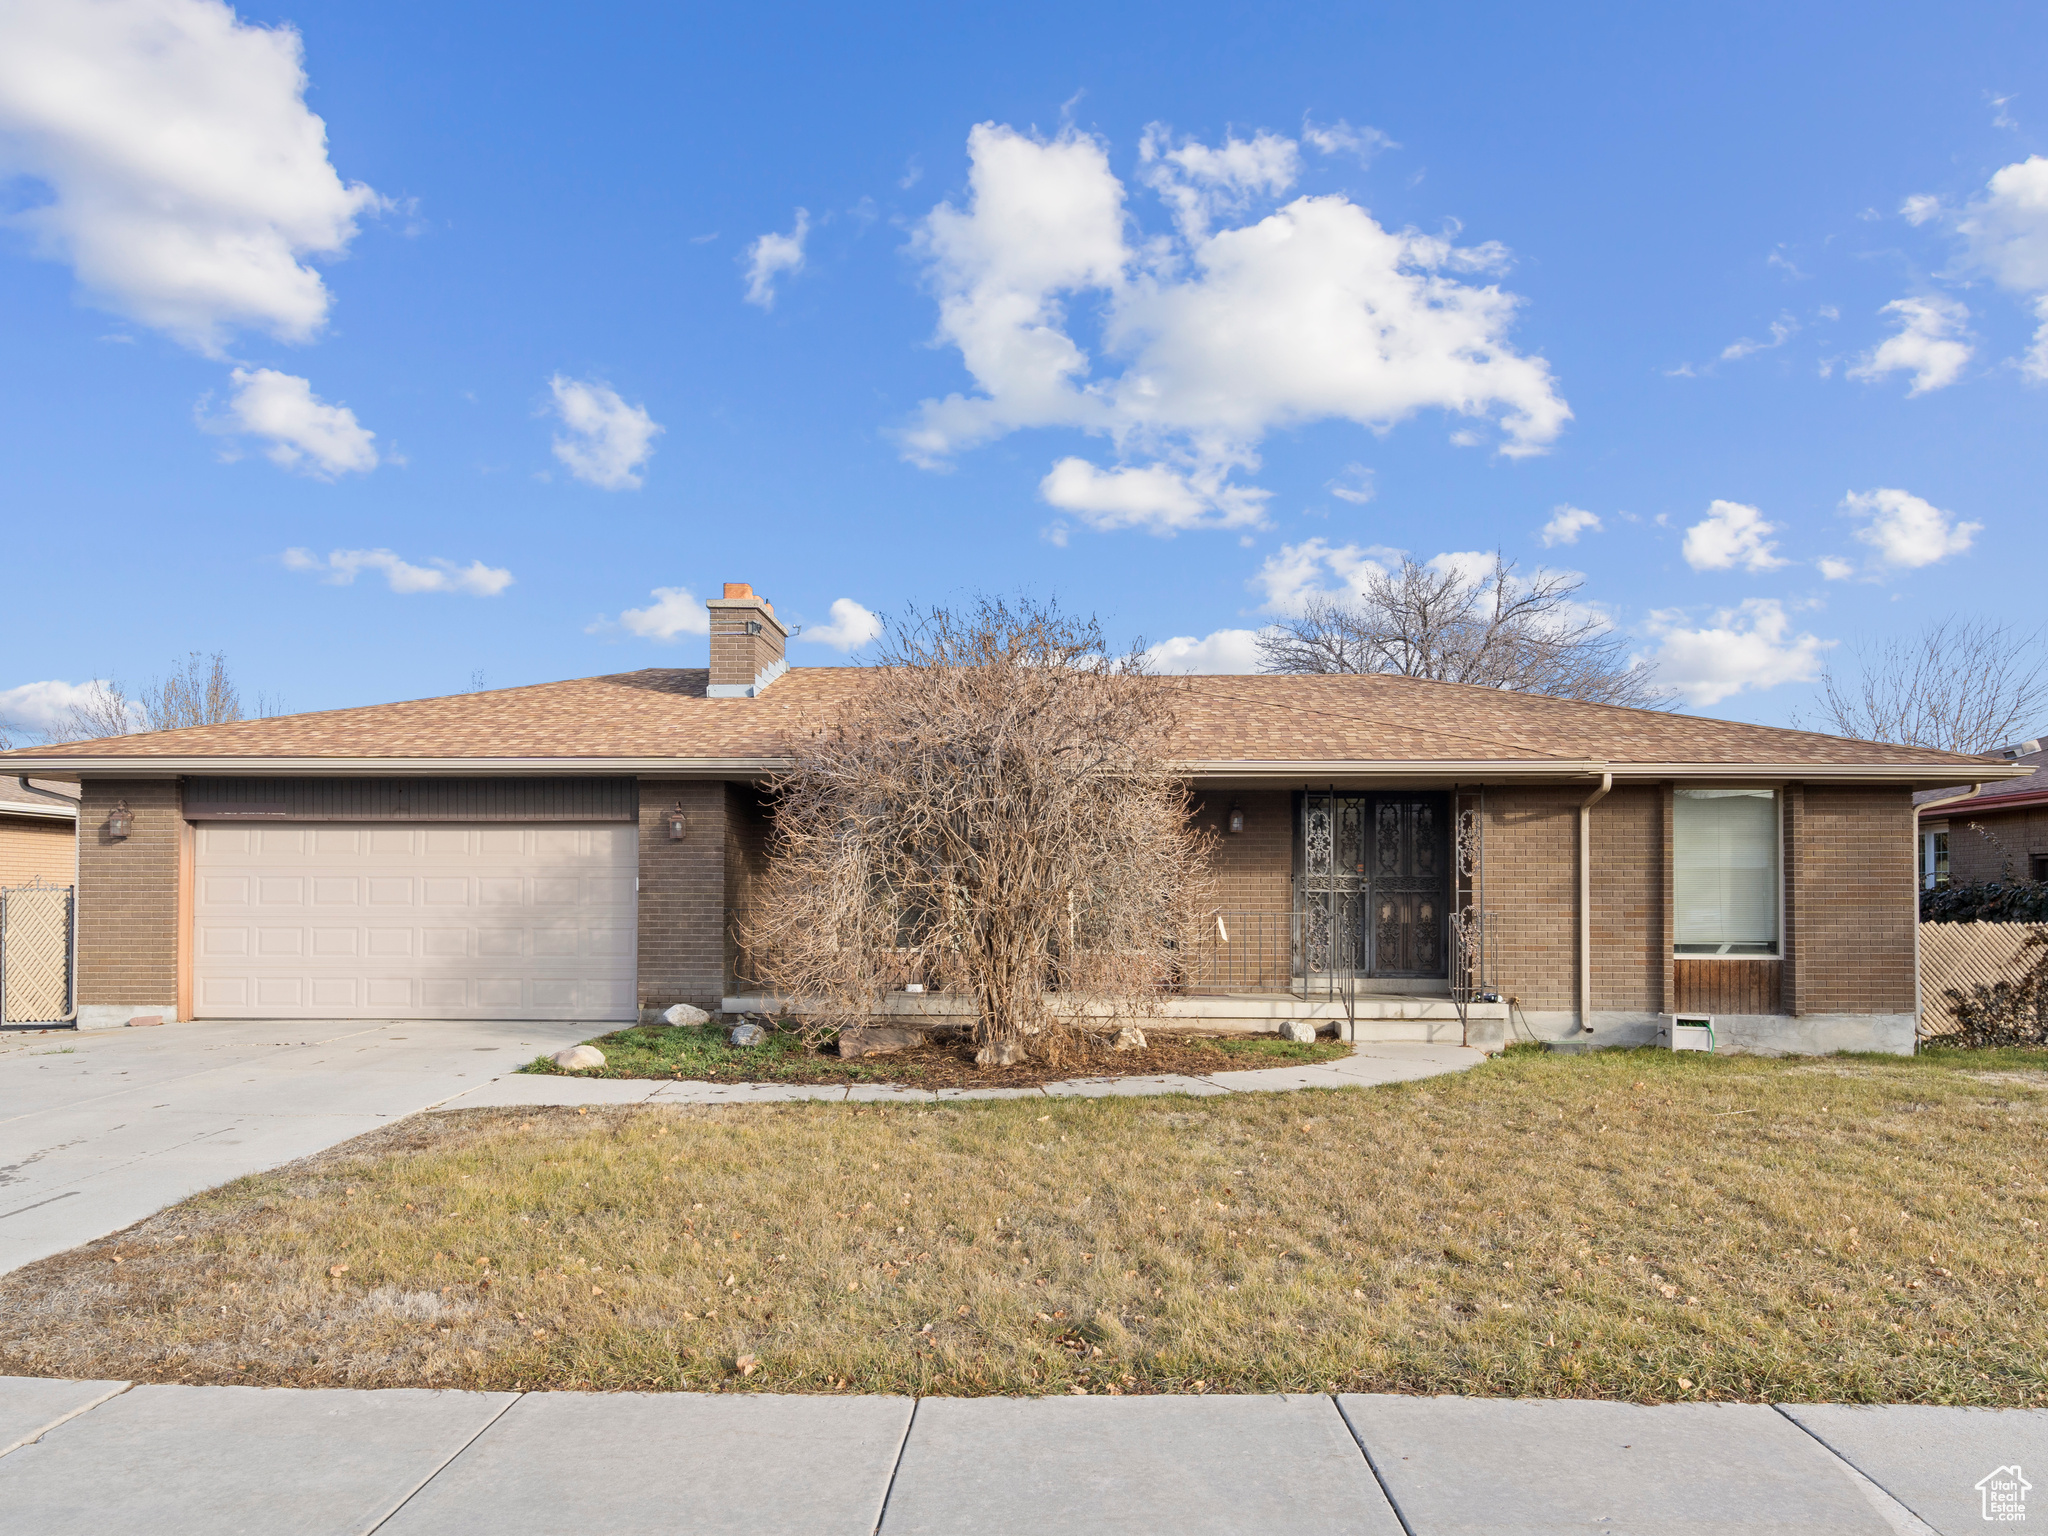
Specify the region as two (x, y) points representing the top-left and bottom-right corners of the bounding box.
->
(1298, 792), (1448, 980)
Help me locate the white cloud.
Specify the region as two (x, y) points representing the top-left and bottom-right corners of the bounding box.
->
(1840, 487), (1980, 571)
(1638, 599), (1832, 708)
(1720, 314), (1798, 361)
(1327, 463), (1375, 504)
(1038, 456), (1269, 532)
(798, 598), (883, 652)
(547, 375), (662, 490)
(0, 678), (138, 737)
(1846, 295), (1973, 394)
(1300, 117), (1397, 165)
(282, 547), (512, 596)
(207, 367), (376, 477)
(0, 0), (378, 356)
(1253, 537), (1398, 614)
(1900, 193), (1943, 227)
(1540, 505), (1601, 547)
(742, 208), (809, 309)
(584, 587), (711, 642)
(900, 122), (1569, 535)
(1957, 155), (2048, 378)
(1817, 556), (1856, 581)
(1142, 628), (1268, 674)
(1681, 500), (1787, 573)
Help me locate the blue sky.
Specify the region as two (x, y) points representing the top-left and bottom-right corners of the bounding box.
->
(3, 0), (2045, 738)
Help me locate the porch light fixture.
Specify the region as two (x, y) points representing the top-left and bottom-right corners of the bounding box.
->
(105, 800), (134, 839)
(1227, 802), (1245, 835)
(667, 803), (688, 840)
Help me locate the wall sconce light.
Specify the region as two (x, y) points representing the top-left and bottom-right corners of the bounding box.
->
(666, 803), (688, 841)
(1227, 802), (1245, 835)
(106, 800), (134, 839)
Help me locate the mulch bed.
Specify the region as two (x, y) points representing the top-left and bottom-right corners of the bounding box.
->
(528, 1027), (1349, 1091)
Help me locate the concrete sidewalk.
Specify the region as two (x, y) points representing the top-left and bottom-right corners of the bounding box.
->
(1, 1378), (2041, 1534)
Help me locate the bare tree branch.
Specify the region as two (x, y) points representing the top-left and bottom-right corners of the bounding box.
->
(1256, 551), (1669, 707)
(739, 597), (1214, 1066)
(1804, 618), (2048, 753)
(139, 651), (243, 732)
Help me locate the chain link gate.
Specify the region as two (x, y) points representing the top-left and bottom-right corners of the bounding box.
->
(1, 878), (75, 1024)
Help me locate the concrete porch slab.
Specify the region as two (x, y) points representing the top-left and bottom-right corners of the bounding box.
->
(879, 1393), (1402, 1534)
(1780, 1403), (2048, 1535)
(1339, 1395), (1899, 1535)
(0, 1383), (515, 1535)
(379, 1390), (914, 1535)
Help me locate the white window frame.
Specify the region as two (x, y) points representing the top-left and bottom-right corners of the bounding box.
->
(1672, 785), (1783, 959)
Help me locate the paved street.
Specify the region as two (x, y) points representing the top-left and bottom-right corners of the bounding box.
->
(0, 1018), (592, 1274)
(1, 1378), (2042, 1534)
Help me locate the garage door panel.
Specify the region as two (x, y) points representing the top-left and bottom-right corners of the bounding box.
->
(193, 820), (637, 1021)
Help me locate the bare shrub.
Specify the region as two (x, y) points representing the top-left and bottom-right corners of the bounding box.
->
(1939, 932), (2048, 1049)
(741, 597), (1213, 1065)
(1256, 551), (1666, 707)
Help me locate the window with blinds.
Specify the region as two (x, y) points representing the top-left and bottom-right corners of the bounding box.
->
(1674, 788), (1780, 956)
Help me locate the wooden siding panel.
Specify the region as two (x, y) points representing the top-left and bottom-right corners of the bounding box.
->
(1673, 958), (1783, 1015)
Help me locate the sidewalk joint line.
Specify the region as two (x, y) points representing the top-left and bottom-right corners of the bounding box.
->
(870, 1396), (920, 1536)
(1331, 1394), (1418, 1536)
(1769, 1404), (1940, 1536)
(0, 1380), (133, 1460)
(361, 1390), (524, 1536)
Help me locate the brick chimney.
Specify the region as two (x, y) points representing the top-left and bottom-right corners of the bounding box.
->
(706, 582), (789, 697)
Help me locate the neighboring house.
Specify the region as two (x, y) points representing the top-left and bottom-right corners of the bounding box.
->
(0, 582), (2021, 1053)
(0, 776), (79, 886)
(1915, 735), (2048, 888)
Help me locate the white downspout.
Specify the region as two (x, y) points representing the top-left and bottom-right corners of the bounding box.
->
(1578, 769), (1613, 1035)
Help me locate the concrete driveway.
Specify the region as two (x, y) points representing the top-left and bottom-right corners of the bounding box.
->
(0, 1018), (592, 1275)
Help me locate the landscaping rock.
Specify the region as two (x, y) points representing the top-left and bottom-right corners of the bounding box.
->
(662, 1004), (712, 1027)
(1108, 1025), (1147, 1051)
(975, 1038), (1023, 1067)
(729, 1022), (768, 1047)
(1278, 1019), (1320, 1044)
(552, 1044), (606, 1070)
(839, 1026), (922, 1059)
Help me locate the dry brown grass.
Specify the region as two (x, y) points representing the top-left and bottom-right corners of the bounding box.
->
(4, 1047), (2046, 1404)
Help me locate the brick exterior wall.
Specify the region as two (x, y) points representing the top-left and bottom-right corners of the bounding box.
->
(1475, 785), (1580, 1010)
(0, 816), (76, 886)
(1192, 790), (1293, 912)
(76, 779), (180, 1007)
(1940, 803), (2048, 886)
(1588, 784), (1664, 1014)
(1790, 784), (1916, 1014)
(722, 782), (772, 987)
(635, 778), (730, 1010)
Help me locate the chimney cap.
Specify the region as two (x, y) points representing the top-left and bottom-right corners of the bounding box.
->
(723, 582), (753, 599)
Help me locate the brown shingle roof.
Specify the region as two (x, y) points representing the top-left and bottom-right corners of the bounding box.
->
(0, 666), (2015, 779)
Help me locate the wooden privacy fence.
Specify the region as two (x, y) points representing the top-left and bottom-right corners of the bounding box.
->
(1919, 921), (2048, 1040)
(0, 880), (74, 1024)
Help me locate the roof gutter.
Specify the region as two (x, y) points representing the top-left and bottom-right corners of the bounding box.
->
(1578, 769), (1613, 1035)
(0, 755), (2027, 788)
(0, 777), (81, 820)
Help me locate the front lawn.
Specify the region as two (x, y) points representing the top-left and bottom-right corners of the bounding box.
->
(3, 1047), (2044, 1405)
(520, 1022), (1351, 1087)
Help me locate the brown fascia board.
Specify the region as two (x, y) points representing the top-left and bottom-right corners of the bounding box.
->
(0, 757), (789, 781)
(1179, 759), (2029, 787)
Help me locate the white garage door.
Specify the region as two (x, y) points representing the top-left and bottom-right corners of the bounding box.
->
(193, 822), (637, 1021)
